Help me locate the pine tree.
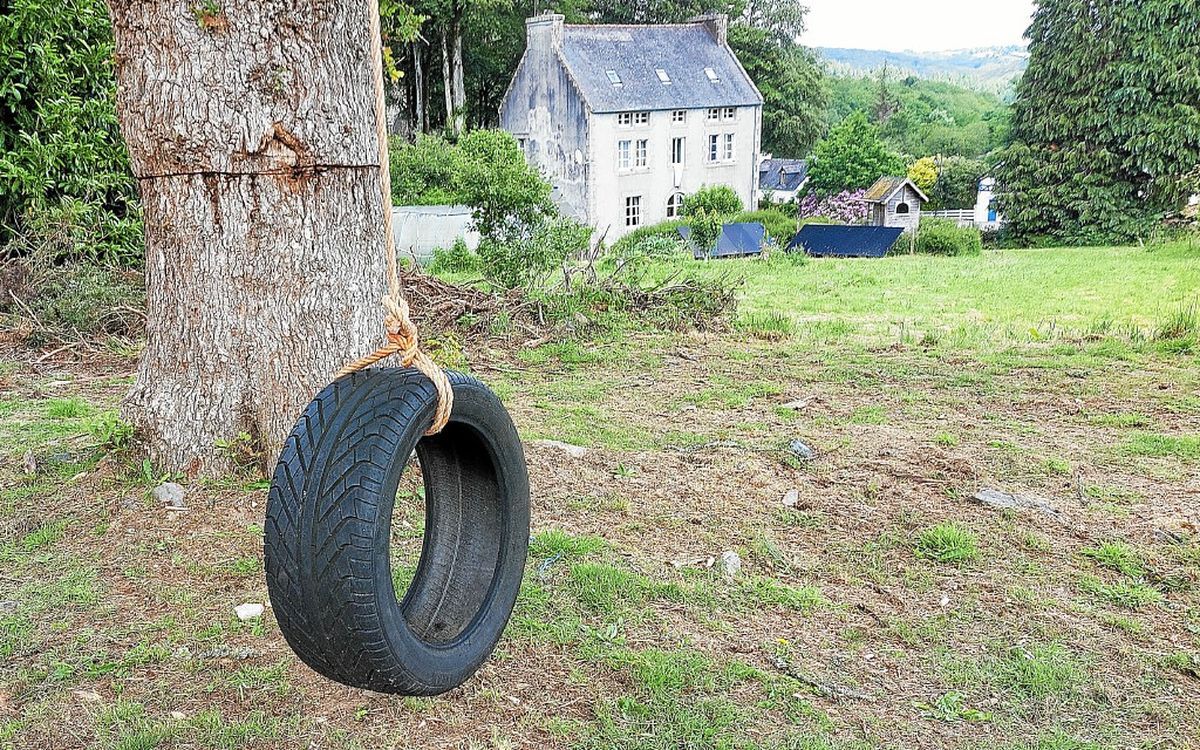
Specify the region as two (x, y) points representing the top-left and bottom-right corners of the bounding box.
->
(998, 0), (1200, 245)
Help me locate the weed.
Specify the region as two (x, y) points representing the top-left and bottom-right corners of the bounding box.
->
(915, 523), (980, 565)
(935, 432), (959, 447)
(46, 398), (89, 419)
(1081, 541), (1144, 577)
(994, 643), (1083, 699)
(1122, 432), (1200, 461)
(735, 312), (794, 340)
(1078, 575), (1163, 609)
(911, 691), (993, 723)
(91, 410), (135, 451)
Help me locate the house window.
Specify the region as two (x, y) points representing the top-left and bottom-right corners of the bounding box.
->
(617, 140), (632, 169)
(516, 137), (527, 151)
(606, 70), (622, 87)
(656, 68), (672, 85)
(671, 137), (685, 165)
(666, 192), (685, 218)
(708, 134), (719, 162)
(896, 202), (910, 214)
(722, 106), (736, 120)
(633, 111), (649, 125)
(704, 67), (720, 83)
(625, 195), (642, 227)
(722, 133), (734, 160)
(635, 139), (648, 168)
(618, 112), (632, 127)
(706, 107), (721, 121)
(672, 109), (686, 123)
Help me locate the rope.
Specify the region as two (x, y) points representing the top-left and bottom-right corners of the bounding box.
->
(336, 0), (453, 435)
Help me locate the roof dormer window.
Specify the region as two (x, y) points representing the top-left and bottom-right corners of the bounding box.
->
(606, 69), (622, 87)
(704, 67), (720, 83)
(656, 68), (671, 85)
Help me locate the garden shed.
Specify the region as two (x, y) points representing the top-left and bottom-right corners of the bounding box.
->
(862, 176), (928, 233)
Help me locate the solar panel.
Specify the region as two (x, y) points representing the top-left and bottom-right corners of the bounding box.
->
(786, 225), (904, 258)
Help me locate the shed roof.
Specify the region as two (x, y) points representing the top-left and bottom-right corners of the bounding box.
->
(759, 158), (808, 193)
(559, 23), (762, 113)
(678, 222), (766, 258)
(862, 176), (929, 205)
(786, 224), (904, 258)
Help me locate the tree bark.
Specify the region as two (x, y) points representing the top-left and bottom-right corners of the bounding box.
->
(441, 30), (453, 130)
(450, 15), (466, 136)
(411, 40), (426, 134)
(107, 0), (390, 477)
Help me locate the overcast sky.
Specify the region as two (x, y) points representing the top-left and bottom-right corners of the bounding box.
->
(800, 0), (1035, 52)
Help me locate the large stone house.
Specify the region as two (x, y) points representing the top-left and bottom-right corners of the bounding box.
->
(500, 13), (763, 240)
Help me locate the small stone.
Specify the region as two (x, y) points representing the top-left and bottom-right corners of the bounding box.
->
(152, 482), (186, 509)
(972, 488), (1066, 523)
(782, 489), (800, 508)
(22, 449), (37, 475)
(533, 439), (588, 459)
(235, 602), (264, 621)
(718, 550), (742, 578)
(170, 711), (187, 721)
(787, 440), (816, 462)
(0, 600), (17, 615)
(780, 398), (811, 410)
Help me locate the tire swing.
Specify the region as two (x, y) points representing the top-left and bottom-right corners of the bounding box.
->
(262, 0), (530, 697)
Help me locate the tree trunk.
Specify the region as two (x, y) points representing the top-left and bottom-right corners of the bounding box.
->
(411, 40), (426, 134)
(450, 16), (466, 136)
(107, 0), (390, 477)
(441, 30), (453, 130)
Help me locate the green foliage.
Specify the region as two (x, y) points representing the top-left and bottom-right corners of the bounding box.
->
(18, 262), (144, 342)
(808, 111), (905, 196)
(0, 0), (141, 264)
(477, 215), (590, 290)
(1081, 542), (1144, 577)
(907, 157), (938, 194)
(826, 73), (1011, 159)
(728, 25), (827, 157)
(608, 219), (691, 257)
(927, 156), (988, 211)
(916, 219), (983, 257)
(681, 185), (743, 218)
(997, 0), (1200, 245)
(687, 209), (723, 255)
(428, 238), (481, 275)
(731, 210), (796, 245)
(915, 522), (980, 564)
(389, 130), (554, 244)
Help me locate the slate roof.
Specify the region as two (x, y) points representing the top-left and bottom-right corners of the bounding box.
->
(759, 158), (808, 193)
(559, 23), (762, 113)
(678, 222), (766, 259)
(786, 225), (904, 258)
(862, 176), (929, 204)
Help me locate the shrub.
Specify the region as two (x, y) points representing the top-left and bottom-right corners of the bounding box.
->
(477, 215), (590, 290)
(389, 130), (554, 244)
(907, 157), (939, 194)
(4, 259), (144, 343)
(608, 219), (690, 256)
(682, 185), (743, 218)
(1, 0), (141, 265)
(916, 218), (983, 256)
(429, 238), (481, 275)
(796, 189), (869, 225)
(732, 209), (797, 245)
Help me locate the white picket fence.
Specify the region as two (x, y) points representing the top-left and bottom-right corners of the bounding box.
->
(926, 209), (977, 227)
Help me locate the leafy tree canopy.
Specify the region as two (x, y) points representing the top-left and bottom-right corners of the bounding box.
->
(808, 111), (905, 195)
(996, 0), (1200, 245)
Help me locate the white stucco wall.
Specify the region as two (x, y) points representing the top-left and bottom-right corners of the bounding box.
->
(588, 106), (761, 241)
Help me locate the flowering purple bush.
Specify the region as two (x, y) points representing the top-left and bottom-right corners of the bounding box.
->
(796, 189), (869, 225)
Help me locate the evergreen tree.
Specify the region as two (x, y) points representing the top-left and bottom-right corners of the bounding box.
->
(997, 0), (1200, 245)
(808, 111), (905, 196)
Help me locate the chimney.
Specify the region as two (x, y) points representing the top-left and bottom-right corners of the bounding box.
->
(694, 14), (728, 46)
(526, 13), (564, 50)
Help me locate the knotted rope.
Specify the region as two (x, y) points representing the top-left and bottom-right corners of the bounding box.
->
(336, 0), (453, 435)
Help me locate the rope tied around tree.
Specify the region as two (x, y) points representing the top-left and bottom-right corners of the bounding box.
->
(336, 0), (453, 435)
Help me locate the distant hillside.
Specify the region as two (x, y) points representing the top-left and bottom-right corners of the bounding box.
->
(817, 46), (1028, 94)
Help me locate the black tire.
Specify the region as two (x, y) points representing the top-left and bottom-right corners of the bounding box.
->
(263, 367), (530, 695)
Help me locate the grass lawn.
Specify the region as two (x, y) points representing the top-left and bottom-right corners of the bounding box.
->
(2, 242), (1198, 749)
